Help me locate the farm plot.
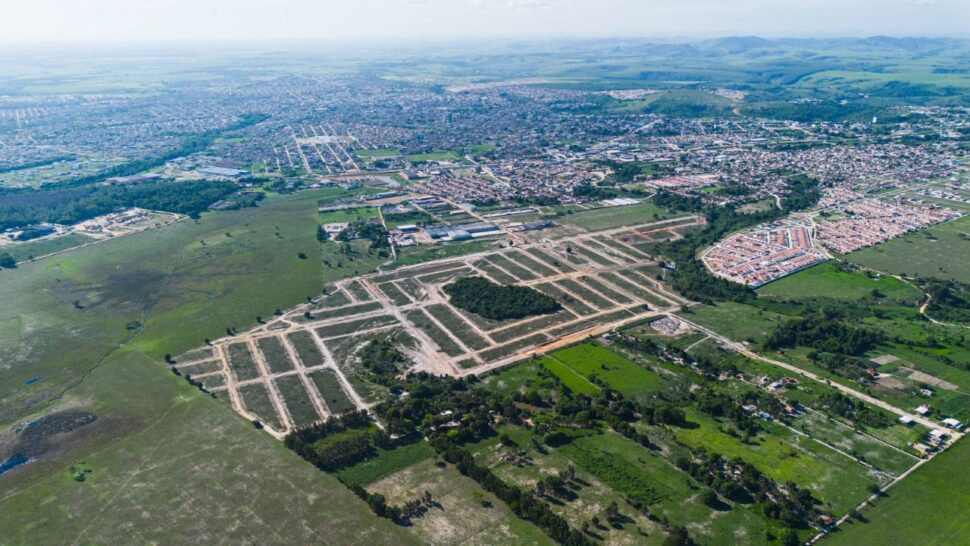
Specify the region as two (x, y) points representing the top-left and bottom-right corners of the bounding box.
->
(525, 247), (574, 272)
(487, 254), (540, 281)
(532, 283), (597, 316)
(556, 278), (619, 310)
(471, 258), (520, 284)
(315, 315), (400, 339)
(504, 250), (557, 277)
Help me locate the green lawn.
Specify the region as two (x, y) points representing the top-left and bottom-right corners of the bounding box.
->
(353, 148), (401, 159)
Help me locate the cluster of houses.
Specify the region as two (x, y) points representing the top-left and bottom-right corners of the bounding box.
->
(817, 198), (963, 253)
(702, 221), (828, 286)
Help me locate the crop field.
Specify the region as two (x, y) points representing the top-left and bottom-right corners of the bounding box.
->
(181, 216), (698, 434)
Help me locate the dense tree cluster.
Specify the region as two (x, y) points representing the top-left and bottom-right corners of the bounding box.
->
(0, 179), (245, 230)
(443, 276), (562, 320)
(764, 307), (883, 356)
(285, 411), (391, 472)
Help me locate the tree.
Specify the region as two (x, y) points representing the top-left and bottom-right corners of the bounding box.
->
(0, 253), (15, 269)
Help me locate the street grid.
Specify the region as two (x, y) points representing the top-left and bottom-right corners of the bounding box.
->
(174, 216), (700, 437)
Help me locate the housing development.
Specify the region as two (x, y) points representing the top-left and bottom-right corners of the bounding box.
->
(2, 33), (970, 546)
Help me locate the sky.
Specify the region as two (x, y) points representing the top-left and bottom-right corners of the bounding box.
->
(1, 0), (968, 43)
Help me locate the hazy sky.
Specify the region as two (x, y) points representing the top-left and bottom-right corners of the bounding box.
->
(2, 0), (968, 43)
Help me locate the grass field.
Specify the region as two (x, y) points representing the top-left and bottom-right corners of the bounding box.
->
(540, 342), (666, 397)
(366, 458), (551, 546)
(678, 302), (785, 344)
(239, 383), (282, 429)
(256, 336), (295, 373)
(335, 440), (435, 486)
(825, 437), (970, 546)
(319, 206), (378, 224)
(672, 409), (878, 514)
(0, 190), (415, 544)
(275, 374), (320, 427)
(2, 233), (97, 262)
(846, 216), (970, 283)
(758, 262), (922, 303)
(287, 330), (325, 367)
(353, 148), (401, 159)
(560, 431), (778, 544)
(557, 202), (682, 232)
(226, 342), (260, 381)
(404, 150), (460, 162)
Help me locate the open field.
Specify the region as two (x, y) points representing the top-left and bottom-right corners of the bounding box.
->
(556, 202), (684, 232)
(824, 437), (970, 546)
(539, 342), (666, 398)
(846, 216), (970, 284)
(1, 233), (97, 262)
(0, 190), (416, 544)
(336, 440), (435, 486)
(758, 262), (923, 303)
(366, 458), (551, 545)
